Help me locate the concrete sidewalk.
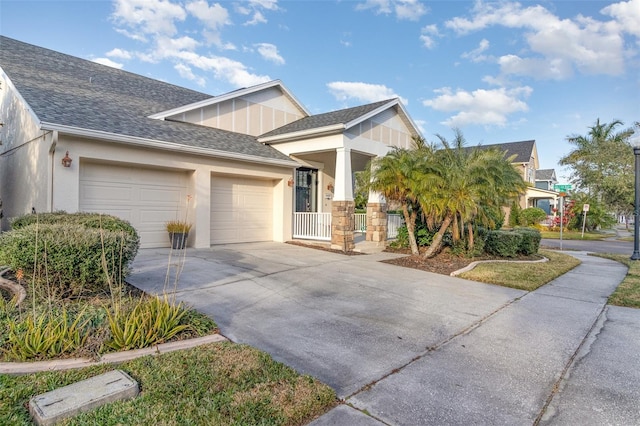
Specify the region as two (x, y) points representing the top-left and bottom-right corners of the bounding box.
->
(127, 244), (639, 425)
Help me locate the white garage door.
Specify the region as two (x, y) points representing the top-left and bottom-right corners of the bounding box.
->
(80, 162), (189, 248)
(211, 175), (274, 244)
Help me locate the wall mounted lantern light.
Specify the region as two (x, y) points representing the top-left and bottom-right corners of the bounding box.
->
(287, 177), (294, 187)
(61, 151), (72, 168)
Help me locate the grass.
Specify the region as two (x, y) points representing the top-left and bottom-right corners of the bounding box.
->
(0, 342), (337, 426)
(591, 253), (640, 309)
(539, 230), (608, 240)
(458, 249), (581, 291)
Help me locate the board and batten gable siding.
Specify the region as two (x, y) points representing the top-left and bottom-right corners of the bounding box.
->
(166, 87), (306, 136)
(345, 108), (413, 149)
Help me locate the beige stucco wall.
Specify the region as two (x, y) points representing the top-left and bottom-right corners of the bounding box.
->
(38, 134), (294, 248)
(0, 72), (52, 229)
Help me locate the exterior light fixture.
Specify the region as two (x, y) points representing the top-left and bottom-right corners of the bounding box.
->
(287, 177), (294, 187)
(61, 151), (72, 168)
(327, 183), (334, 192)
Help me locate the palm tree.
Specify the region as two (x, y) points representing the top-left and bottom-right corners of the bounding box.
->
(421, 130), (526, 258)
(368, 141), (434, 255)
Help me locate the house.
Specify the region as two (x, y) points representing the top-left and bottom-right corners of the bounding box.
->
(470, 140), (558, 216)
(0, 36), (421, 250)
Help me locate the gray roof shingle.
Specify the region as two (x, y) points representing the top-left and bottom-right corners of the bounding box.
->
(259, 99), (393, 138)
(0, 36), (293, 162)
(536, 169), (556, 180)
(470, 140), (536, 163)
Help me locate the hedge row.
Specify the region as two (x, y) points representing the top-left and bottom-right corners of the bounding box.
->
(0, 213), (139, 297)
(485, 227), (541, 257)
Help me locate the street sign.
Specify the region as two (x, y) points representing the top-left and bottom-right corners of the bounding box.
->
(554, 184), (573, 192)
(583, 204), (590, 212)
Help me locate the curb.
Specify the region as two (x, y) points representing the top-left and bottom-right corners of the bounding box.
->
(0, 334), (228, 375)
(450, 256), (549, 277)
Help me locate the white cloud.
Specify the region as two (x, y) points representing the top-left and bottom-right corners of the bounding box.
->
(356, 0), (427, 21)
(423, 86), (532, 127)
(92, 57), (124, 69)
(106, 48), (133, 60)
(254, 43), (285, 64)
(602, 0), (640, 38)
(111, 0), (186, 38)
(327, 81), (408, 105)
(461, 38), (490, 62)
(186, 0), (229, 30)
(174, 50), (271, 87)
(175, 63), (206, 86)
(244, 11), (267, 26)
(420, 24), (439, 49)
(395, 0), (428, 21)
(444, 1), (628, 79)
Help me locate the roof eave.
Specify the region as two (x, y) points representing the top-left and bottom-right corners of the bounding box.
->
(40, 122), (299, 168)
(258, 123), (345, 144)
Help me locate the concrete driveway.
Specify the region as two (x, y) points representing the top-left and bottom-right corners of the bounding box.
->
(127, 242), (640, 425)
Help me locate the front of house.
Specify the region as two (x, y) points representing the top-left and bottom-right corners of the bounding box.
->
(0, 36), (419, 250)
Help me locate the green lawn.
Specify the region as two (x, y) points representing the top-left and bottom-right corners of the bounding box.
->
(540, 230), (608, 240)
(0, 342), (336, 426)
(591, 254), (640, 309)
(458, 250), (581, 291)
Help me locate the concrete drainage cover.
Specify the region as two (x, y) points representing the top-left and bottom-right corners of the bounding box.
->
(29, 369), (139, 426)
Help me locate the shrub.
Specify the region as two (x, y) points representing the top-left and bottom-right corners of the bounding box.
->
(513, 227), (542, 255)
(0, 213), (139, 297)
(485, 230), (522, 258)
(508, 201), (521, 228)
(519, 207), (547, 226)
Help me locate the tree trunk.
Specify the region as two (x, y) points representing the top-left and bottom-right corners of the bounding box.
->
(452, 214), (460, 241)
(423, 214), (453, 258)
(402, 204), (420, 255)
(467, 222), (474, 252)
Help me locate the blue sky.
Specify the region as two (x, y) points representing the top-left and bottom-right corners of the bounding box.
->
(2, 0), (639, 179)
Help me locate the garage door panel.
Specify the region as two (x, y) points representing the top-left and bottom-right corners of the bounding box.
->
(80, 162), (188, 248)
(211, 175), (274, 244)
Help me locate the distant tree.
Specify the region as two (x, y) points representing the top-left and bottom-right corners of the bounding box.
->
(559, 119), (636, 219)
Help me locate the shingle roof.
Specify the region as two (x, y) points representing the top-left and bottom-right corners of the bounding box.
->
(259, 99), (393, 138)
(536, 169), (556, 180)
(0, 36), (292, 162)
(471, 140), (535, 163)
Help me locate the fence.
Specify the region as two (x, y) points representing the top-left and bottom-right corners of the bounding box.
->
(387, 214), (404, 239)
(292, 212), (332, 241)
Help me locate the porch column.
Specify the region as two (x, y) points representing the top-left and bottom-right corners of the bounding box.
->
(366, 158), (387, 243)
(366, 190), (387, 243)
(331, 147), (355, 251)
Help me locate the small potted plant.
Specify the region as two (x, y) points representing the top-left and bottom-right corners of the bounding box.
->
(166, 220), (192, 249)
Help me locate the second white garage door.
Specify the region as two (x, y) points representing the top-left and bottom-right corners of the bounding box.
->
(211, 175), (274, 244)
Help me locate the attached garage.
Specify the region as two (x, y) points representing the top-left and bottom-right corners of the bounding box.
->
(79, 161), (189, 248)
(211, 174), (274, 244)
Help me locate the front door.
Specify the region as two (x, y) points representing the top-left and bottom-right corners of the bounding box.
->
(295, 168), (318, 212)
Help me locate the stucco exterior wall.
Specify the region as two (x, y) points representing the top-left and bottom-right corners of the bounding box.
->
(49, 134), (294, 247)
(0, 72), (51, 229)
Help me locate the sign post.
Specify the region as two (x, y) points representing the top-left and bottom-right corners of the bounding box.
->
(581, 203), (590, 238)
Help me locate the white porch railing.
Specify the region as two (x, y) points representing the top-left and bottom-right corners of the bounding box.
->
(387, 214), (404, 239)
(354, 213), (367, 233)
(293, 212), (332, 241)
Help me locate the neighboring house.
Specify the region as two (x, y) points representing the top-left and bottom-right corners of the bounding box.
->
(470, 140), (558, 216)
(0, 36), (420, 250)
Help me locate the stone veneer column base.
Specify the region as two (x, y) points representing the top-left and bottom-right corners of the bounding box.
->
(331, 200), (355, 251)
(366, 203), (388, 243)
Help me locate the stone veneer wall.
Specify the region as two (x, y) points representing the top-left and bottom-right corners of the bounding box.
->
(366, 203), (387, 243)
(331, 201), (355, 251)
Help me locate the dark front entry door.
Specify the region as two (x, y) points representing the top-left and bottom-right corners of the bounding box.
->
(295, 168), (318, 212)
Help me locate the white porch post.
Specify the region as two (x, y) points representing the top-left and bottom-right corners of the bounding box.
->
(331, 147), (355, 251)
(334, 147), (353, 201)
